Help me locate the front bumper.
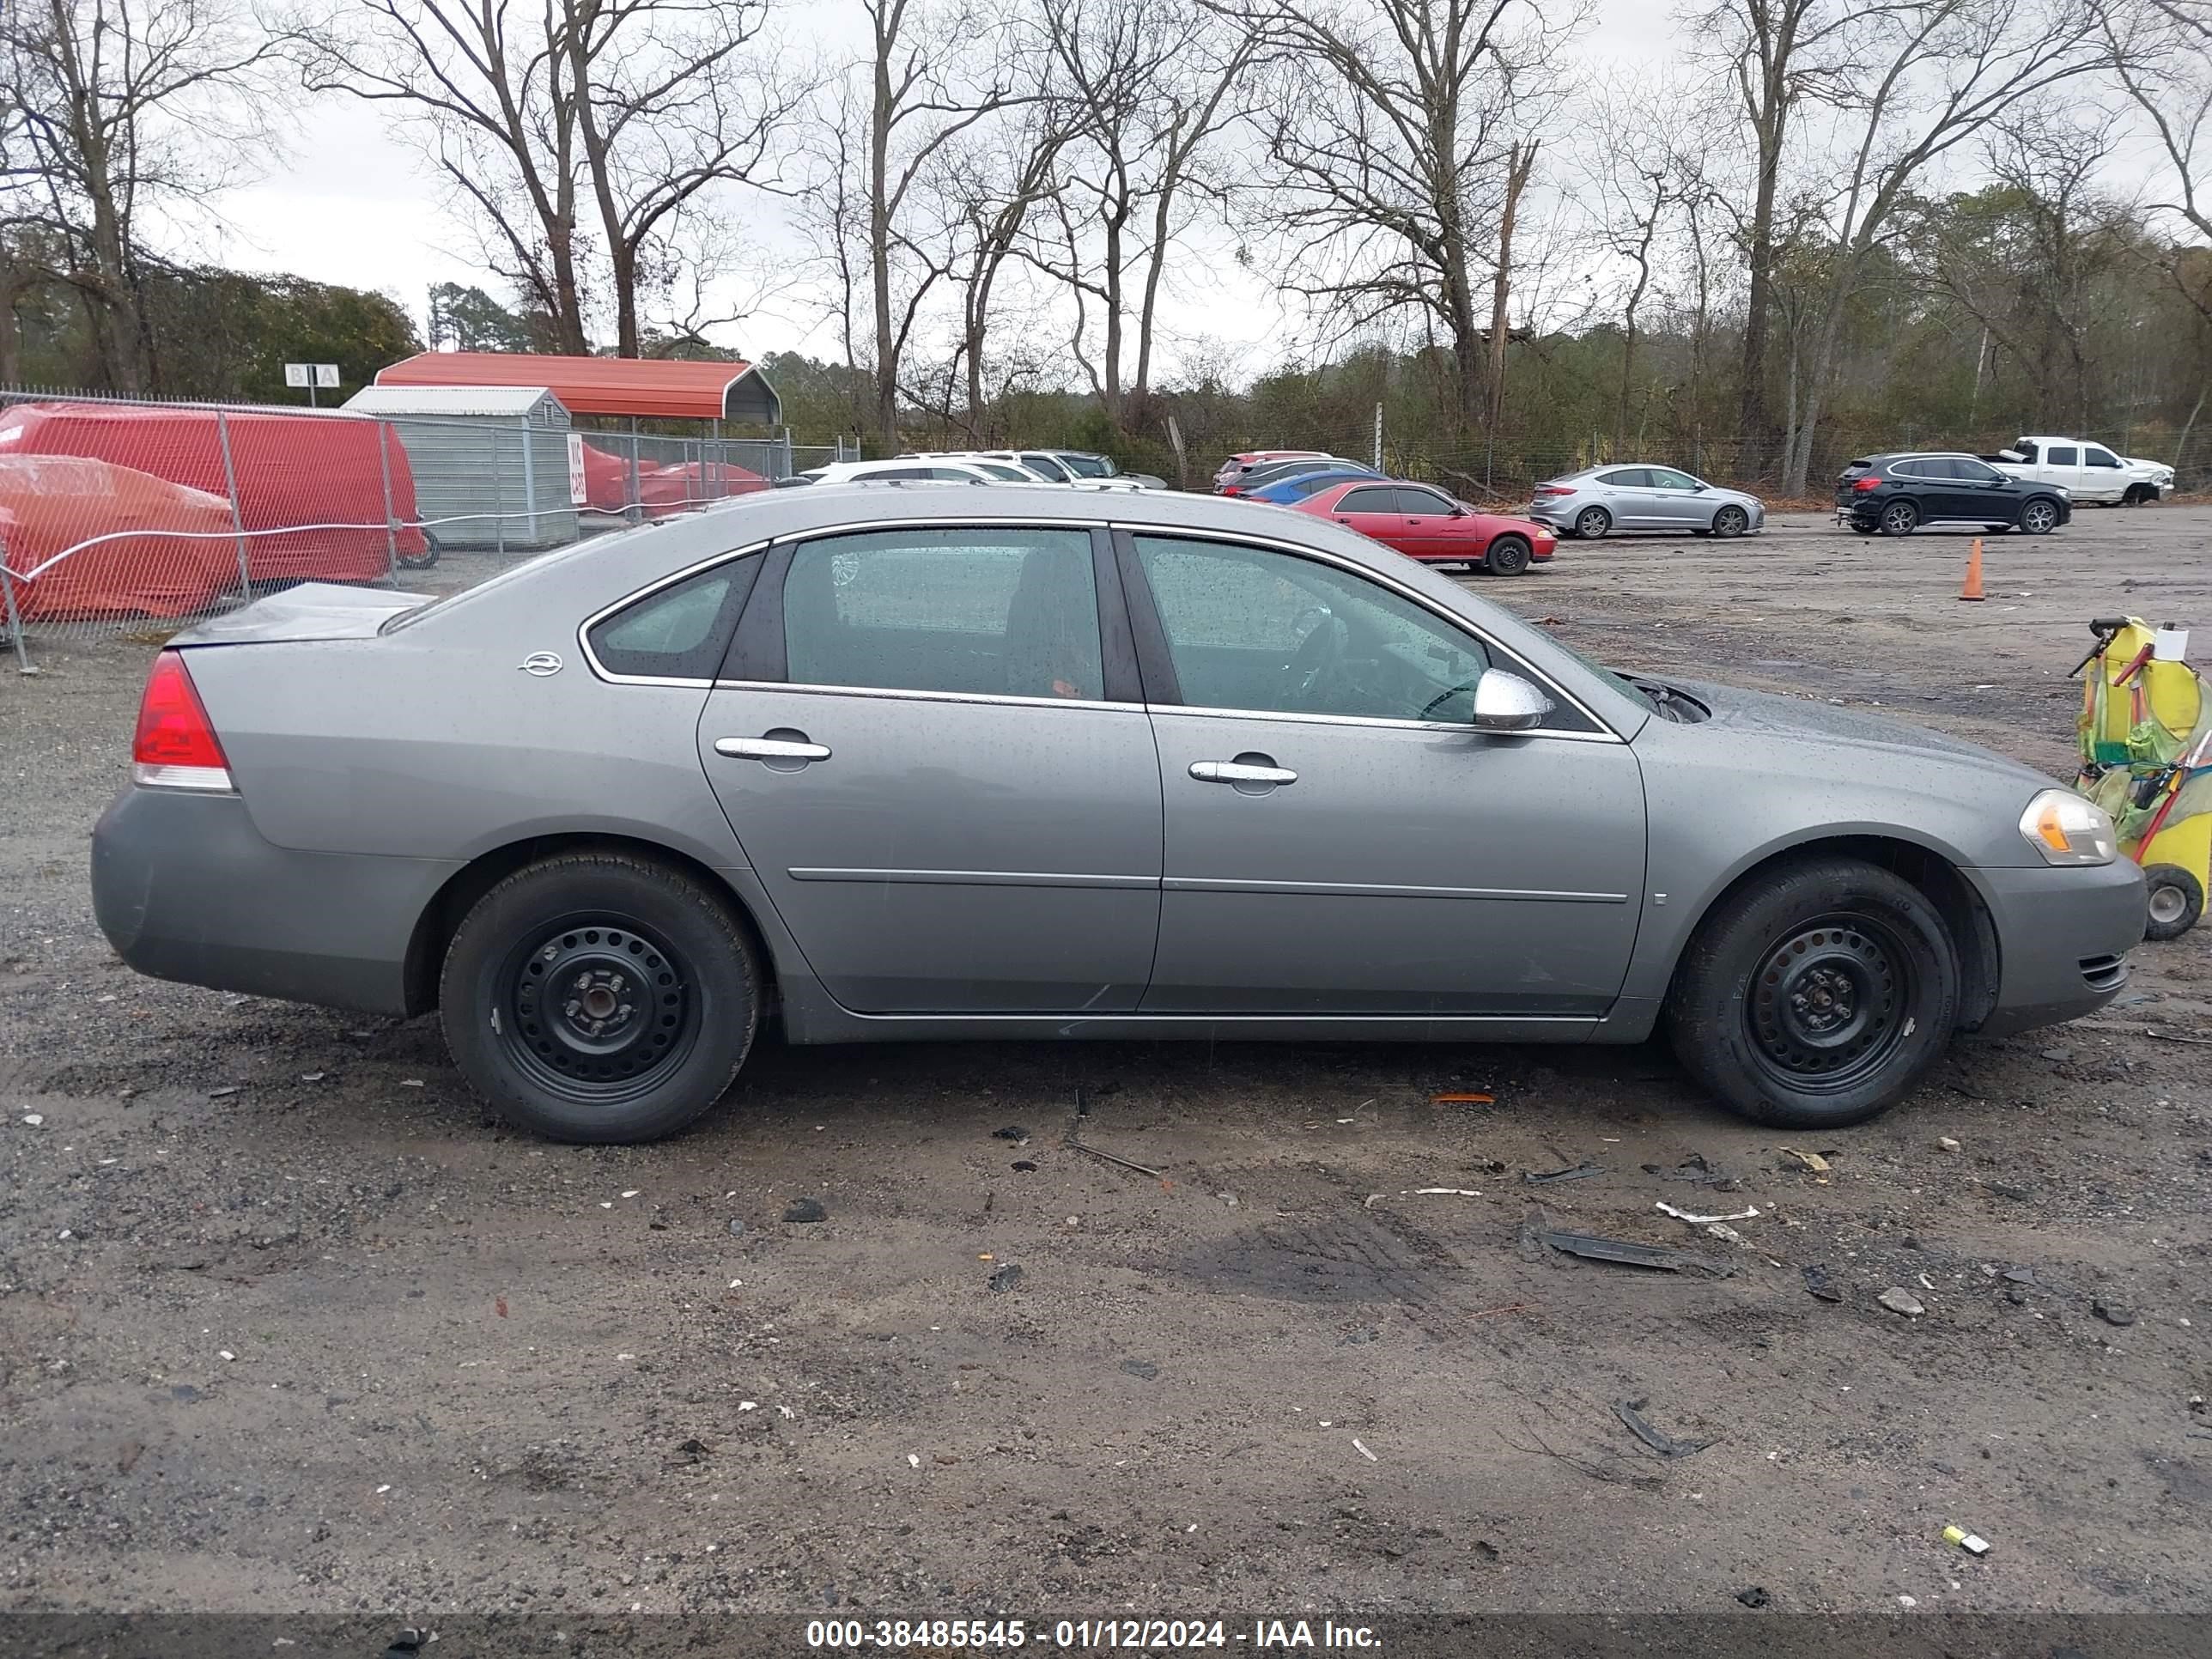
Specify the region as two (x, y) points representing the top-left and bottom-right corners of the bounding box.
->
(92, 785), (459, 1015)
(1968, 859), (2145, 1037)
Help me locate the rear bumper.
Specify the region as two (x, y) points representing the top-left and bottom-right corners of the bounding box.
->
(91, 785), (458, 1015)
(1968, 860), (2145, 1037)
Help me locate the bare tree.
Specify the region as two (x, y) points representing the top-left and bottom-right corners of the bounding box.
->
(1688, 0), (1858, 460)
(2, 0), (285, 390)
(558, 0), (799, 357)
(1029, 0), (1259, 428)
(2097, 0), (2212, 318)
(1778, 0), (2106, 489)
(294, 0), (592, 351)
(933, 112), (1070, 434)
(1224, 0), (1581, 429)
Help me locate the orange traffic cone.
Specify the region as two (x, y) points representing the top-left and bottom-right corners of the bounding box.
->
(1958, 537), (1985, 602)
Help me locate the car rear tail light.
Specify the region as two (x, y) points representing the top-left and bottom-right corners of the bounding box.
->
(1850, 476), (1882, 492)
(132, 649), (234, 791)
(1534, 485), (1576, 496)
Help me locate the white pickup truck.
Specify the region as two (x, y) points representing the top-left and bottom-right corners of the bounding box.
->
(1983, 436), (2176, 506)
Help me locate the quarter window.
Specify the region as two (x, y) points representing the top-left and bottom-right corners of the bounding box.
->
(1132, 535), (1491, 724)
(588, 560), (752, 680)
(781, 528), (1103, 702)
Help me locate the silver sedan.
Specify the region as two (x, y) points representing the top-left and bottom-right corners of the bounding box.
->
(1528, 465), (1765, 539)
(93, 485), (2139, 1144)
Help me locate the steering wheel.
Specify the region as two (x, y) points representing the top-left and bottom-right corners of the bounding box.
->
(1417, 675), (1486, 722)
(1277, 609), (1349, 707)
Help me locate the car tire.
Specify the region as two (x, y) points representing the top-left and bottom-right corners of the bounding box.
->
(1849, 523), (1876, 536)
(1711, 505), (1750, 538)
(2018, 497), (2060, 535)
(1667, 857), (1960, 1130)
(398, 532), (441, 571)
(2122, 484), (2153, 507)
(1878, 500), (1919, 537)
(1574, 506), (1612, 540)
(440, 851), (761, 1144)
(2142, 864), (2204, 942)
(1485, 534), (1532, 576)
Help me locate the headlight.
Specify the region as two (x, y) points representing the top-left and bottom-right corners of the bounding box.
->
(2019, 788), (2117, 866)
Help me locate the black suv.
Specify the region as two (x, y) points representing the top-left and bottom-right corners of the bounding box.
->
(1835, 453), (2070, 537)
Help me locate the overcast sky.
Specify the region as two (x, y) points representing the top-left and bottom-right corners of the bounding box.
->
(188, 0), (2119, 380)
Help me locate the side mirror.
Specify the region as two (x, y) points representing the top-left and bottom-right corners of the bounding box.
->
(1472, 670), (1554, 732)
(1448, 504), (1468, 517)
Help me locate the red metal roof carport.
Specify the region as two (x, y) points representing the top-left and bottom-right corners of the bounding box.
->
(375, 351), (781, 425)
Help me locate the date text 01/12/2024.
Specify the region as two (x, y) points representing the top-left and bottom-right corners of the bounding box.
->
(805, 1618), (1383, 1650)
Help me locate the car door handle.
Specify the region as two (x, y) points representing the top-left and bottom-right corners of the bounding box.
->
(715, 737), (831, 763)
(1189, 760), (1297, 786)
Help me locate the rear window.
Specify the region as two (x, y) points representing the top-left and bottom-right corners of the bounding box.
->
(587, 557), (758, 680)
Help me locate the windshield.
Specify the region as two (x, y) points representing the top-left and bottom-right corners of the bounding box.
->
(1060, 453), (1112, 477)
(1533, 631), (1656, 715)
(977, 462), (1031, 481)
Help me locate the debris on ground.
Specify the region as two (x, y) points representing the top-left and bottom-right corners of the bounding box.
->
(1538, 1223), (1733, 1277)
(988, 1264), (1023, 1292)
(2142, 1028), (2212, 1047)
(992, 1126), (1030, 1143)
(208, 1085), (240, 1099)
(19, 1114), (42, 1127)
(1802, 1265), (1844, 1303)
(1352, 1437), (1378, 1462)
(2093, 1298), (2137, 1328)
(1431, 1091), (1496, 1105)
(1942, 1523), (1991, 1555)
(727, 1218), (747, 1236)
(1612, 1397), (1713, 1459)
(1655, 1200), (1759, 1224)
(2002, 1266), (2035, 1284)
(1641, 1154), (1740, 1189)
(782, 1198), (828, 1224)
(1735, 1587), (1770, 1609)
(1411, 1187), (1484, 1196)
(1778, 1148), (1829, 1173)
(1010, 1160), (1037, 1172)
(1523, 1159), (1603, 1184)
(1937, 1136), (1962, 1152)
(1066, 1135), (1160, 1178)
(1120, 1359), (1159, 1379)
(1878, 1288), (1927, 1317)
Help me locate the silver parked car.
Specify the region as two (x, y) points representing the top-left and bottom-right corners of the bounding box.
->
(94, 486), (2140, 1144)
(1528, 465), (1765, 539)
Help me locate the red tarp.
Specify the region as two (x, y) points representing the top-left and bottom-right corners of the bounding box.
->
(577, 442), (767, 518)
(0, 403), (428, 580)
(0, 454), (243, 621)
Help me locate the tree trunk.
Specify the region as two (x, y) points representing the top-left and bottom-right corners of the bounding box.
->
(869, 18), (898, 453)
(1486, 142), (1535, 434)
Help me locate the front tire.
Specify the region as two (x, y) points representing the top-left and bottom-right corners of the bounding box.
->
(1879, 500), (1919, 537)
(1667, 858), (1959, 1129)
(1574, 506), (1612, 540)
(1711, 504), (1750, 538)
(1485, 534), (1532, 575)
(2018, 497), (2060, 535)
(440, 851), (760, 1143)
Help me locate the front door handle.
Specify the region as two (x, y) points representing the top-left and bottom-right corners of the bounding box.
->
(715, 736), (831, 763)
(1190, 760), (1297, 787)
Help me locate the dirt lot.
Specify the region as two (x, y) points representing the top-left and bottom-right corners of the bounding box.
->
(3, 506), (2209, 1626)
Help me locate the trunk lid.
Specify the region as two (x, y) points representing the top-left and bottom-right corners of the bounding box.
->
(1834, 459), (1875, 505)
(167, 581), (429, 647)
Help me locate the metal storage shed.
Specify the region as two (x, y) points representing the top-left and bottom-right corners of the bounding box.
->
(342, 384), (576, 552)
(374, 351), (782, 425)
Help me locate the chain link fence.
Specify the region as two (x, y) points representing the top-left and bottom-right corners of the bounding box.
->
(0, 386), (817, 673)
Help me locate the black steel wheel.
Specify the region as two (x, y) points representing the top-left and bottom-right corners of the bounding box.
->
(441, 851), (760, 1143)
(1668, 856), (1959, 1128)
(1485, 534), (1533, 575)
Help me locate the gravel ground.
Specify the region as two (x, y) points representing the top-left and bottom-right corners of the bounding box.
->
(2, 507), (2209, 1622)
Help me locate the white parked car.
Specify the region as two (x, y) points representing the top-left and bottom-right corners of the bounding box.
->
(1984, 436), (2175, 507)
(795, 458), (1036, 487)
(907, 450), (1147, 491)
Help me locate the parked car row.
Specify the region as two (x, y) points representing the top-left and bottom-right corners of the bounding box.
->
(1208, 451), (1555, 575)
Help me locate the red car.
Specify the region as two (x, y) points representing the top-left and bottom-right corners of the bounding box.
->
(1291, 478), (1555, 575)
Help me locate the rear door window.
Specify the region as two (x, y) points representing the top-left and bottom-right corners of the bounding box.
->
(1335, 487), (1396, 514)
(2047, 446), (2079, 466)
(780, 527), (1104, 702)
(1597, 469), (1650, 487)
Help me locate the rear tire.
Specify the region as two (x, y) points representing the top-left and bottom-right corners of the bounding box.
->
(1485, 534), (1532, 576)
(440, 852), (760, 1144)
(1667, 857), (1959, 1130)
(1878, 500), (1919, 537)
(2143, 864), (2204, 941)
(1574, 506), (1612, 540)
